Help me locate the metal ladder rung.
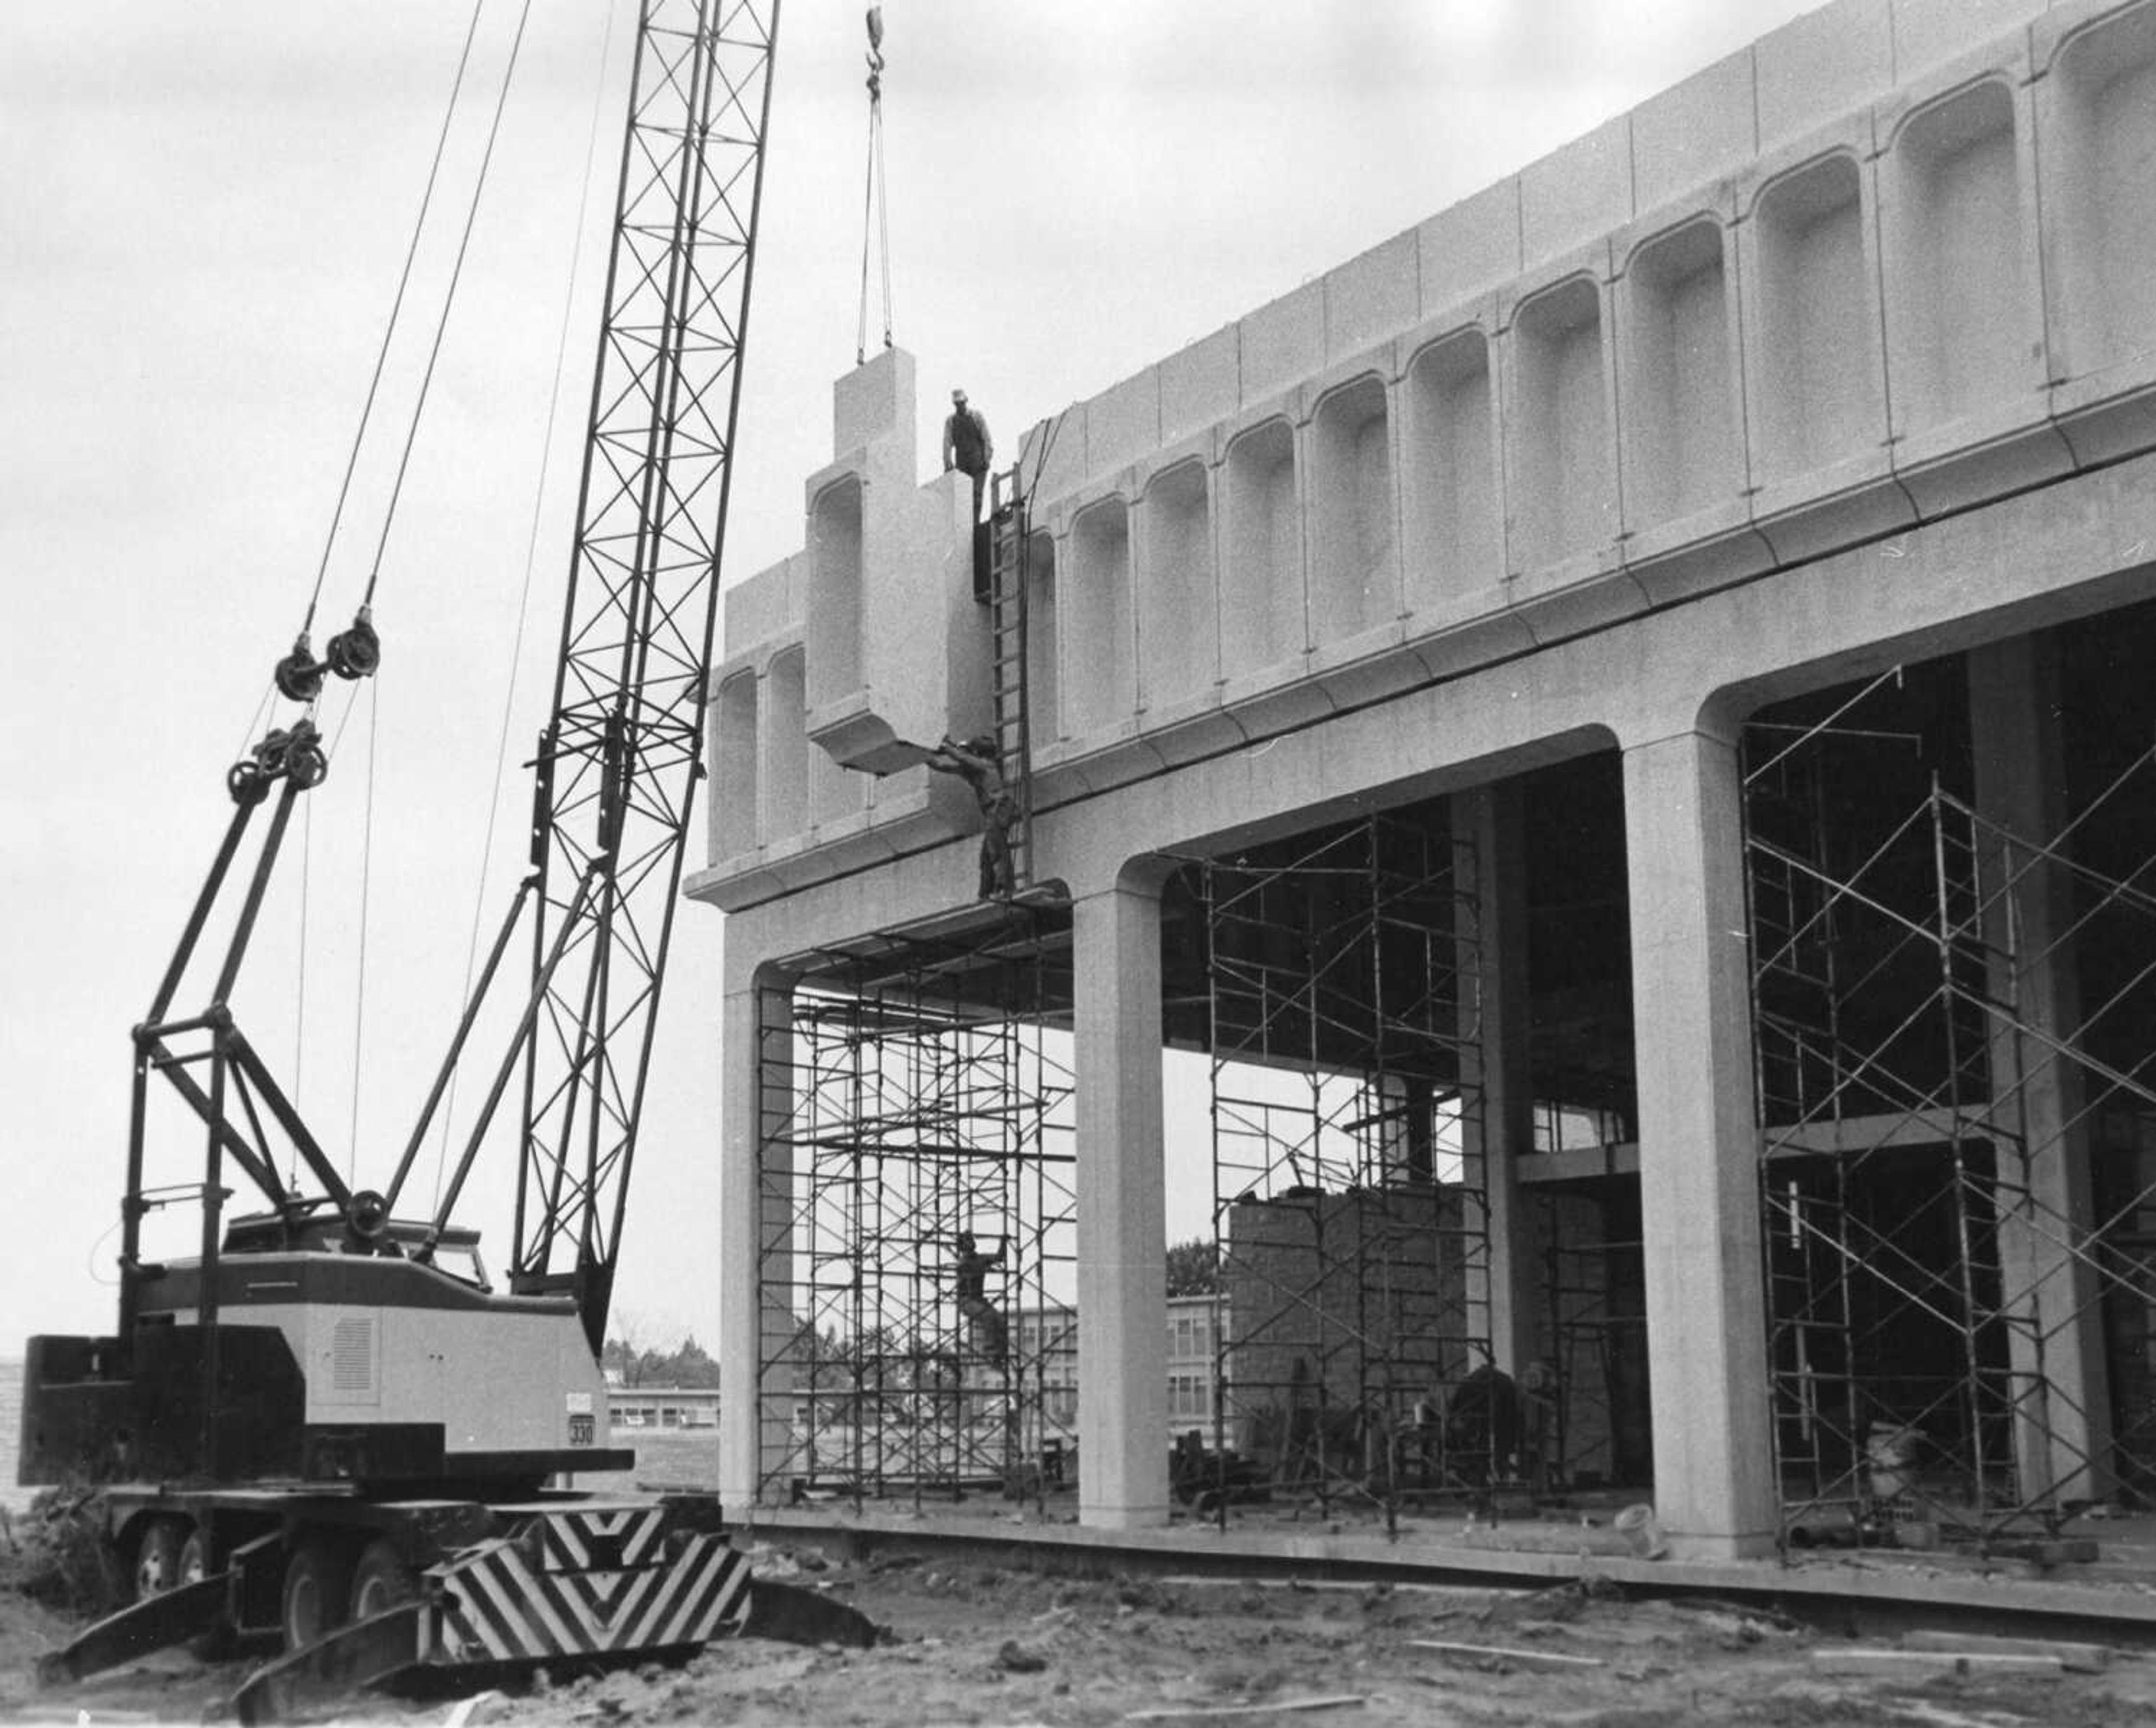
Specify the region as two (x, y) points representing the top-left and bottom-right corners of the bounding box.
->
(983, 465), (1034, 894)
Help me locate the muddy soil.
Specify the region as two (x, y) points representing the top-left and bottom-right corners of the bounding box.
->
(6, 1540), (2155, 1726)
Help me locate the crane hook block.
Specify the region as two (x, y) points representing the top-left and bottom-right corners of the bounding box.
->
(327, 610), (381, 681)
(275, 634), (326, 704)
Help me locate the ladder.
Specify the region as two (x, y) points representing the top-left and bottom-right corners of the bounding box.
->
(985, 467), (1033, 893)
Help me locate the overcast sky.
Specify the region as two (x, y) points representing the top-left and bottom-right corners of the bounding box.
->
(0, 1), (1817, 1354)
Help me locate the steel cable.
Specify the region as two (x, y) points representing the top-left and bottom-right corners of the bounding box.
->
(434, 0), (623, 1210)
(285, 0), (486, 1188)
(300, 0), (489, 642)
(334, 0), (531, 1183)
(348, 674), (381, 1184)
(294, 795), (310, 1194)
(363, 0), (538, 609)
(856, 18), (891, 362)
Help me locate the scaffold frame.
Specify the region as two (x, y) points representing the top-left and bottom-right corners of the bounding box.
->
(752, 904), (1076, 1511)
(1536, 1182), (1648, 1492)
(1744, 670), (2156, 1548)
(1191, 808), (1493, 1533)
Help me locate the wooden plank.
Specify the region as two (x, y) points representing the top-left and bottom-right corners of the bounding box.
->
(1808, 1647), (2063, 1680)
(1153, 1575), (1510, 1600)
(1123, 1697), (1367, 1723)
(1407, 1638), (1604, 1671)
(1899, 1630), (2109, 1672)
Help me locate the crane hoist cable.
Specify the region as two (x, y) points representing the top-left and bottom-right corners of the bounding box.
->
(295, 0), (487, 655)
(347, 676), (382, 1183)
(294, 794), (312, 1192)
(435, 0), (624, 1210)
(362, 0), (538, 616)
(271, 0), (532, 715)
(856, 6), (893, 364)
(273, 0), (535, 1181)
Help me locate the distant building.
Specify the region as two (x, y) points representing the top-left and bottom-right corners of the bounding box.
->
(1016, 1294), (1228, 1442)
(610, 1385), (721, 1430)
(1165, 1293), (1227, 1433)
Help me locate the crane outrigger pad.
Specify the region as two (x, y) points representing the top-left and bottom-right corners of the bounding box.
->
(36, 1574), (229, 1687)
(230, 1601), (426, 1726)
(227, 1507), (755, 1720)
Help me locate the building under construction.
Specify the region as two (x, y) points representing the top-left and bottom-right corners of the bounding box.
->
(690, 0), (2156, 1561)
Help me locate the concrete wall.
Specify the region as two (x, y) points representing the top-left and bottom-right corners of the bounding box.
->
(704, 350), (977, 886)
(1223, 1187), (1469, 1468)
(702, 0), (2156, 911)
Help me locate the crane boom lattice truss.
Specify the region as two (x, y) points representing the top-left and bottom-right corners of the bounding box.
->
(505, 0), (777, 1346)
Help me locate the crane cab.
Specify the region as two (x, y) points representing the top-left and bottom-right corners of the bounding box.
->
(20, 1213), (627, 1496)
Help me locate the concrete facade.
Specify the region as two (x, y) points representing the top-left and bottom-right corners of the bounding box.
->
(695, 0), (2156, 1557)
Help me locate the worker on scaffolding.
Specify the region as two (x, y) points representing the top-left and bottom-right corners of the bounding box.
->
(925, 731), (1016, 899)
(943, 387), (993, 520)
(954, 1231), (1008, 1368)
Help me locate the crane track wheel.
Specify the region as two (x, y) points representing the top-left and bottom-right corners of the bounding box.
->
(349, 1538), (419, 1621)
(280, 1537), (353, 1652)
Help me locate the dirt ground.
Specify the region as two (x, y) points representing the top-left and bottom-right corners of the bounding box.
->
(7, 1534), (2156, 1728)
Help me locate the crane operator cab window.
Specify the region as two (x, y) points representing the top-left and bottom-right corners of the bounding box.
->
(218, 1210), (495, 1291)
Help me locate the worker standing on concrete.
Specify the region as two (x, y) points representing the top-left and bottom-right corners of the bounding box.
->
(954, 1230), (1008, 1367)
(1445, 1362), (1524, 1484)
(943, 387), (993, 519)
(925, 730), (1016, 898)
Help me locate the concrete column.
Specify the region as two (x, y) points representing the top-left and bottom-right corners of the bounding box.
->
(718, 974), (798, 1513)
(1072, 878), (1171, 1528)
(1456, 784), (1537, 1375)
(1622, 724), (1778, 1557)
(1968, 636), (2113, 1502)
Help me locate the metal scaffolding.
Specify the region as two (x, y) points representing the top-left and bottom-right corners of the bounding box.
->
(1745, 674), (2156, 1546)
(752, 905), (1076, 1510)
(1192, 810), (1493, 1530)
(1536, 1182), (1648, 1492)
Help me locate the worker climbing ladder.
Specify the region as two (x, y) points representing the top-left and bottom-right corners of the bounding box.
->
(985, 467), (1033, 894)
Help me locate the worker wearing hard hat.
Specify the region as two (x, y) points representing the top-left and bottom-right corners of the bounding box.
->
(943, 387), (993, 520)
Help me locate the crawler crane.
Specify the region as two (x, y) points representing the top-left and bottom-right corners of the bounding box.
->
(13, 2), (846, 1712)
